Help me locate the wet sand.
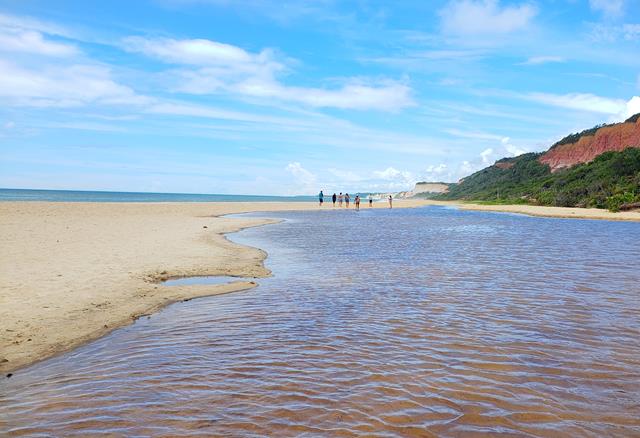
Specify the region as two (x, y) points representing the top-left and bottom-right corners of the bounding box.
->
(0, 199), (427, 374)
(449, 201), (640, 221)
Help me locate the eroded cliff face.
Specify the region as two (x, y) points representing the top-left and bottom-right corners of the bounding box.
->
(396, 182), (449, 198)
(540, 118), (640, 172)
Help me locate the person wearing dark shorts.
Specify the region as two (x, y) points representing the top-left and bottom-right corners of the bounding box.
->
(319, 190), (324, 206)
(332, 193), (337, 206)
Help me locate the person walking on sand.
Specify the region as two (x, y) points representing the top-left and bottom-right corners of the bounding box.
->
(345, 193), (350, 208)
(388, 195), (393, 208)
(332, 193), (337, 207)
(319, 190), (324, 207)
(369, 195), (373, 207)
(355, 195), (360, 210)
(338, 192), (343, 207)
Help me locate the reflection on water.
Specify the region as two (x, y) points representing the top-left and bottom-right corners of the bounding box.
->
(1, 207), (639, 437)
(162, 276), (250, 286)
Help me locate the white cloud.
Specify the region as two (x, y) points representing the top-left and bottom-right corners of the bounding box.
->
(0, 60), (147, 107)
(319, 166), (421, 193)
(421, 136), (530, 183)
(125, 36), (413, 111)
(527, 93), (640, 121)
(439, 0), (537, 35)
(526, 92), (627, 115)
(0, 13), (78, 58)
(373, 166), (414, 182)
(0, 29), (78, 57)
(0, 13), (73, 38)
(589, 0), (625, 18)
(423, 163), (449, 181)
(501, 136), (528, 156)
(232, 78), (414, 111)
(625, 96), (640, 119)
(589, 22), (640, 42)
(0, 14), (149, 109)
(480, 147), (495, 165)
(126, 36), (258, 65)
(285, 162), (317, 192)
(520, 56), (565, 65)
(426, 163), (448, 174)
(623, 24), (640, 40)
(147, 101), (310, 126)
(123, 36), (284, 80)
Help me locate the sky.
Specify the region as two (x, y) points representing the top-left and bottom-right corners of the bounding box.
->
(0, 0), (639, 195)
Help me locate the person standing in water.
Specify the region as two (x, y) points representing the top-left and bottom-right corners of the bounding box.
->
(388, 195), (393, 208)
(332, 193), (337, 207)
(355, 195), (360, 210)
(319, 190), (324, 206)
(369, 195), (373, 207)
(345, 193), (350, 208)
(338, 192), (344, 207)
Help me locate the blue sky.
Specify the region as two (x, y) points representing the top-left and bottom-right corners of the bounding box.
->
(0, 0), (639, 195)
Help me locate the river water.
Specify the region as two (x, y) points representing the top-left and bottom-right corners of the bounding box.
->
(1, 206), (639, 437)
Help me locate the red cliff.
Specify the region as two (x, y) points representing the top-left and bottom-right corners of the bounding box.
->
(540, 117), (640, 172)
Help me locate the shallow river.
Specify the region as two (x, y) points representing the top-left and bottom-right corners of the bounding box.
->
(1, 206), (640, 437)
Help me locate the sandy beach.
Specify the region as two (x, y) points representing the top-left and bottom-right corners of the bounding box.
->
(1, 199), (639, 375)
(433, 201), (640, 221)
(0, 199), (428, 374)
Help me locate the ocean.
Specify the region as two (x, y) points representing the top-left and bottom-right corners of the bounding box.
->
(0, 188), (316, 203)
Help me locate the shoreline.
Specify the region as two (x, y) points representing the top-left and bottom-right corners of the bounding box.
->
(0, 199), (428, 374)
(1, 198), (637, 375)
(422, 200), (640, 222)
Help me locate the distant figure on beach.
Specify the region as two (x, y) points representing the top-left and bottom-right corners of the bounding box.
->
(319, 190), (324, 206)
(332, 193), (337, 206)
(338, 192), (343, 207)
(345, 193), (350, 208)
(388, 195), (393, 208)
(355, 195), (360, 210)
(369, 195), (373, 207)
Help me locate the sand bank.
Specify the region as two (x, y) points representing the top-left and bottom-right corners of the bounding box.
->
(425, 200), (640, 221)
(0, 199), (427, 374)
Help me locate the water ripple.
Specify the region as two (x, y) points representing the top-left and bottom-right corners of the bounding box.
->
(1, 207), (639, 437)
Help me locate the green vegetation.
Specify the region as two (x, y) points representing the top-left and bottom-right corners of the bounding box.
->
(550, 124), (608, 149)
(626, 113), (640, 123)
(438, 148), (640, 211)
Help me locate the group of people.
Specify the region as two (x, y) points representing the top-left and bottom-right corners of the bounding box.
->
(318, 191), (393, 210)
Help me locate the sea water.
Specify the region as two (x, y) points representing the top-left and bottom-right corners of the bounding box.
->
(0, 188), (315, 202)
